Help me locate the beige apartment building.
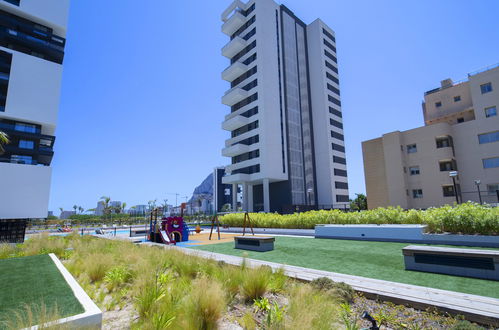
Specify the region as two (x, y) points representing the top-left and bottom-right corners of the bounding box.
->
(362, 65), (499, 209)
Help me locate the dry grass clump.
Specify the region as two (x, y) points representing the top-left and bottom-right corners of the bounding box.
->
(310, 277), (355, 303)
(241, 265), (272, 301)
(181, 277), (226, 330)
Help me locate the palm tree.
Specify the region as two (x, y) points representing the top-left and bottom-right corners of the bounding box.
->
(121, 202), (127, 214)
(0, 131), (9, 155)
(59, 207), (64, 218)
(100, 196), (111, 220)
(73, 205), (78, 214)
(78, 206), (84, 214)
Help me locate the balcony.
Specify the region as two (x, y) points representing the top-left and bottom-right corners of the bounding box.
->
(222, 87), (248, 106)
(222, 61), (248, 82)
(222, 143), (250, 157)
(222, 11), (246, 36)
(222, 115), (249, 131)
(222, 173), (250, 184)
(222, 36), (247, 58)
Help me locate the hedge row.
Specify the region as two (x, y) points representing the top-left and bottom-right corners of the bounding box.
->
(220, 203), (499, 235)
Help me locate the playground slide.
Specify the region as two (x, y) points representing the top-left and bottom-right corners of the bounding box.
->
(160, 230), (174, 245)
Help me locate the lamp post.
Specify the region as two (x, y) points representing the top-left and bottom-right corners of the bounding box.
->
(307, 188), (313, 207)
(474, 180), (482, 205)
(449, 171), (459, 204)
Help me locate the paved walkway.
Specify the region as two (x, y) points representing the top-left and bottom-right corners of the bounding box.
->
(219, 227), (315, 237)
(151, 244), (499, 326)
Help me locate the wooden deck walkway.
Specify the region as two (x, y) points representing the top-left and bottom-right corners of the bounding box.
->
(151, 244), (499, 326)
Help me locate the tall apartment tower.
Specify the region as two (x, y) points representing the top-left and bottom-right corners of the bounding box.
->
(220, 0), (349, 213)
(363, 65), (499, 209)
(0, 0), (70, 220)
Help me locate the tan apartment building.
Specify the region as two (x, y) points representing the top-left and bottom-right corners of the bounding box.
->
(362, 65), (499, 209)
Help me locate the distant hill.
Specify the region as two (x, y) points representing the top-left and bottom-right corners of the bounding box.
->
(189, 173), (213, 207)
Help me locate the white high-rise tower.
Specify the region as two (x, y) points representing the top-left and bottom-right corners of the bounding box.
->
(0, 0), (70, 221)
(221, 0), (349, 212)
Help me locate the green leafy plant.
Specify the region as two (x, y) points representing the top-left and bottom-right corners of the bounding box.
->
(104, 266), (131, 292)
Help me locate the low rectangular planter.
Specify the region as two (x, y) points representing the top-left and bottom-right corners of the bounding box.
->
(315, 224), (499, 248)
(30, 254), (102, 329)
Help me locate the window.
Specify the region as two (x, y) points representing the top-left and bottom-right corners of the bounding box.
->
(435, 101), (442, 108)
(322, 28), (335, 43)
(485, 106), (497, 118)
(324, 49), (337, 63)
(328, 95), (341, 106)
(10, 155), (32, 165)
(439, 160), (457, 171)
(478, 131), (499, 144)
(327, 83), (340, 95)
(487, 184), (499, 194)
(409, 166), (420, 175)
(326, 72), (339, 85)
(231, 93), (257, 112)
(412, 189), (423, 198)
(334, 168), (348, 177)
(457, 117), (464, 123)
(480, 82), (493, 94)
(331, 131), (344, 141)
(325, 61), (338, 74)
(14, 123), (37, 133)
(483, 157), (499, 169)
(323, 39), (336, 52)
(407, 144), (417, 154)
(3, 0), (21, 6)
(336, 195), (349, 203)
(19, 140), (34, 149)
(329, 107), (342, 118)
(335, 181), (348, 189)
(232, 164), (260, 175)
(454, 96), (461, 102)
(333, 156), (346, 165)
(442, 185), (455, 197)
(232, 149), (259, 164)
(436, 136), (452, 148)
(332, 143), (345, 152)
(231, 120), (258, 138)
(330, 118), (343, 129)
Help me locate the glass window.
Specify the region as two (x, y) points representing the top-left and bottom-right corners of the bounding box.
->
(480, 82), (493, 94)
(412, 189), (423, 199)
(457, 117), (464, 123)
(407, 144), (417, 153)
(485, 106), (497, 118)
(11, 155), (33, 164)
(483, 157), (499, 169)
(435, 101), (442, 107)
(454, 96), (461, 102)
(436, 136), (451, 148)
(14, 123), (37, 133)
(409, 166), (420, 175)
(478, 131), (499, 144)
(19, 140), (34, 149)
(439, 160), (457, 171)
(487, 184), (499, 194)
(442, 185), (455, 197)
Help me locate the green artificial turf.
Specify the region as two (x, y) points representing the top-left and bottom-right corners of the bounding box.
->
(0, 254), (84, 326)
(190, 237), (499, 298)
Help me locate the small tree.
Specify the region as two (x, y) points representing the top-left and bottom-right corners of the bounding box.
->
(350, 193), (368, 211)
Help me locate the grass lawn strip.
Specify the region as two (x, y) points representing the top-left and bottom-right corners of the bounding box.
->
(190, 236), (499, 299)
(0, 254), (84, 325)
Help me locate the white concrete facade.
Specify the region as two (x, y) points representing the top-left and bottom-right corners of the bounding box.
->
(363, 65), (499, 209)
(0, 0), (70, 219)
(221, 0), (349, 212)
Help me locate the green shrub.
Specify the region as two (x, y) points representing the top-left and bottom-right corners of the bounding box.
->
(310, 277), (335, 291)
(220, 202), (499, 235)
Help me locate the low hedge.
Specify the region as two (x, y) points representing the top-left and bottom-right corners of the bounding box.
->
(219, 202), (498, 235)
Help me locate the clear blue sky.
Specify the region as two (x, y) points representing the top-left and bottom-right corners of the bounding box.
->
(50, 0), (499, 212)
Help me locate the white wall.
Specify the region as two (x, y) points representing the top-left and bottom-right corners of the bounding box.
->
(0, 163), (52, 219)
(1, 48), (63, 132)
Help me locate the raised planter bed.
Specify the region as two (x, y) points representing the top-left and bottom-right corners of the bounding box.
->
(315, 224), (499, 248)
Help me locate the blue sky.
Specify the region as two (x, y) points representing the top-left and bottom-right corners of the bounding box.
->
(50, 0), (499, 212)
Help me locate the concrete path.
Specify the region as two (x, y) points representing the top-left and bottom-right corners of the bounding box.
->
(156, 244), (499, 326)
